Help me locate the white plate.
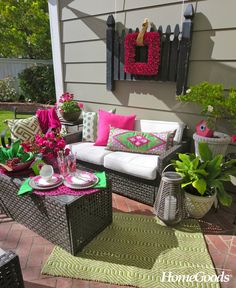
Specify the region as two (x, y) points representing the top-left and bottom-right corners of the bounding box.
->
(63, 177), (99, 190)
(64, 171), (98, 186)
(29, 178), (63, 190)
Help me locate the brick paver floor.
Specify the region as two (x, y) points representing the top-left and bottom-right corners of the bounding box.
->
(1, 193), (236, 288)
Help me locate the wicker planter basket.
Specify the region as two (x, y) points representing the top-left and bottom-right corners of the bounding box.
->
(185, 191), (216, 219)
(60, 111), (81, 122)
(193, 132), (231, 157)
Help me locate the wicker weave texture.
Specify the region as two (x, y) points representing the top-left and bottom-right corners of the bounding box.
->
(76, 162), (158, 206)
(0, 174), (112, 255)
(0, 251), (24, 288)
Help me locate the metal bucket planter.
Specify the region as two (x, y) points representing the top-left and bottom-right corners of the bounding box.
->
(184, 191), (216, 219)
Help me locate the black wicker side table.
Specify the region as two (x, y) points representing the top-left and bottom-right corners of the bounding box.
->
(0, 173), (112, 255)
(0, 249), (24, 288)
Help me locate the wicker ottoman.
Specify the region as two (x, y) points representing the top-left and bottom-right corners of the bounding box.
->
(0, 173), (112, 255)
(0, 249), (24, 288)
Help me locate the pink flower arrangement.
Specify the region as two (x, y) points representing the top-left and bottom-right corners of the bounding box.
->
(231, 135), (236, 142)
(57, 92), (84, 113)
(21, 131), (70, 159)
(59, 92), (74, 103)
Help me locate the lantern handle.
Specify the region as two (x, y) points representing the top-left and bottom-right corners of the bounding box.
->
(162, 164), (174, 176)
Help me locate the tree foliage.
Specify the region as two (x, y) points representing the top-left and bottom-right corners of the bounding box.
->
(0, 0), (51, 59)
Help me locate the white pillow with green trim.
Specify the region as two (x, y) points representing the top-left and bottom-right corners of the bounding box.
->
(82, 109), (116, 142)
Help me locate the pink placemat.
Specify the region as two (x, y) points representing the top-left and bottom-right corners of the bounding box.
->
(33, 184), (100, 196)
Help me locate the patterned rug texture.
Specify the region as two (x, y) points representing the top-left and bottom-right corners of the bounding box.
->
(42, 212), (220, 288)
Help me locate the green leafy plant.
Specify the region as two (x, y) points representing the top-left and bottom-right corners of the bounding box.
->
(0, 0), (51, 59)
(177, 82), (236, 130)
(0, 77), (18, 102)
(172, 142), (236, 206)
(0, 140), (34, 169)
(18, 65), (55, 104)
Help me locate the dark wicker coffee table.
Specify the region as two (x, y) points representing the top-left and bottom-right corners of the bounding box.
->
(0, 173), (112, 255)
(0, 249), (24, 288)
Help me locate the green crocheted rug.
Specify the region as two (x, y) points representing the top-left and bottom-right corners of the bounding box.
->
(42, 212), (220, 288)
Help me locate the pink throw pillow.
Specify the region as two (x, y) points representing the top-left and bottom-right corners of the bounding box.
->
(94, 110), (136, 146)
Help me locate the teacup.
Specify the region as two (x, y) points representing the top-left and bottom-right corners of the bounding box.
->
(40, 165), (54, 181)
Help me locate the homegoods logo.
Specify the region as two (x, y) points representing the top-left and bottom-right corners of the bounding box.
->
(160, 271), (231, 283)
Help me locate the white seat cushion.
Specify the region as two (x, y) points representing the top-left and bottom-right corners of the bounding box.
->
(134, 119), (185, 143)
(68, 142), (113, 165)
(104, 152), (159, 180)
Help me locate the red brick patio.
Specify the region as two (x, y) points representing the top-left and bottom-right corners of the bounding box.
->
(1, 193), (236, 288)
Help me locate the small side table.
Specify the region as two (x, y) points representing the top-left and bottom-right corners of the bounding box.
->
(60, 118), (83, 134)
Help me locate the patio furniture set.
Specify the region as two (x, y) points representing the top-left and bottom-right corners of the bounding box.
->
(0, 105), (235, 287)
(0, 107), (189, 253)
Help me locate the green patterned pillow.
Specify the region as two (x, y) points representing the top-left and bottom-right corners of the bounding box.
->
(107, 127), (176, 155)
(82, 111), (97, 142)
(6, 116), (42, 142)
(82, 109), (116, 142)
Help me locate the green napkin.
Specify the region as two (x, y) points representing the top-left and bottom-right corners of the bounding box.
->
(17, 178), (33, 196)
(94, 171), (107, 188)
(0, 140), (34, 164)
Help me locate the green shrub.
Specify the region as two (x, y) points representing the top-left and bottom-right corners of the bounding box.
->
(18, 65), (56, 104)
(0, 77), (18, 102)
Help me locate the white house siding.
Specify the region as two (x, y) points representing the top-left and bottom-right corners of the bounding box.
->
(57, 0), (236, 152)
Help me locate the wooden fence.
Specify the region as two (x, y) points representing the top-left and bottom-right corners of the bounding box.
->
(0, 58), (52, 80)
(106, 4), (194, 95)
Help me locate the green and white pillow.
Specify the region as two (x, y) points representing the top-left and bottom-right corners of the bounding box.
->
(82, 109), (116, 142)
(82, 111), (98, 142)
(107, 127), (176, 155)
(5, 116), (42, 142)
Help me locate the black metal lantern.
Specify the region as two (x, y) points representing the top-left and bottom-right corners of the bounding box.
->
(154, 168), (185, 225)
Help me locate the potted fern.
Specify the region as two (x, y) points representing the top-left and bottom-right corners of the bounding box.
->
(172, 142), (236, 218)
(177, 82), (236, 156)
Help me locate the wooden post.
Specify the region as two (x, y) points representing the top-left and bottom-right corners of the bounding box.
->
(156, 25), (163, 81)
(114, 31), (120, 81)
(169, 24), (180, 81)
(176, 4), (194, 95)
(106, 15), (115, 91)
(119, 29), (125, 80)
(161, 25), (171, 81)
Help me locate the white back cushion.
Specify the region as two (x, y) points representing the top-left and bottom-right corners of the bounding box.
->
(134, 119), (185, 143)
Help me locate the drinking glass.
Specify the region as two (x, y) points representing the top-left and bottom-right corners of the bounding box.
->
(66, 153), (77, 175)
(57, 153), (68, 177)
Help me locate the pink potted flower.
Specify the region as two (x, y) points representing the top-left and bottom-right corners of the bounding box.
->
(57, 92), (83, 122)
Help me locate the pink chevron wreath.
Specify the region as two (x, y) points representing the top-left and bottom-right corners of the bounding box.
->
(124, 32), (160, 75)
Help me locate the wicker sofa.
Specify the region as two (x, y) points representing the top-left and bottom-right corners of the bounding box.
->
(65, 119), (189, 206)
